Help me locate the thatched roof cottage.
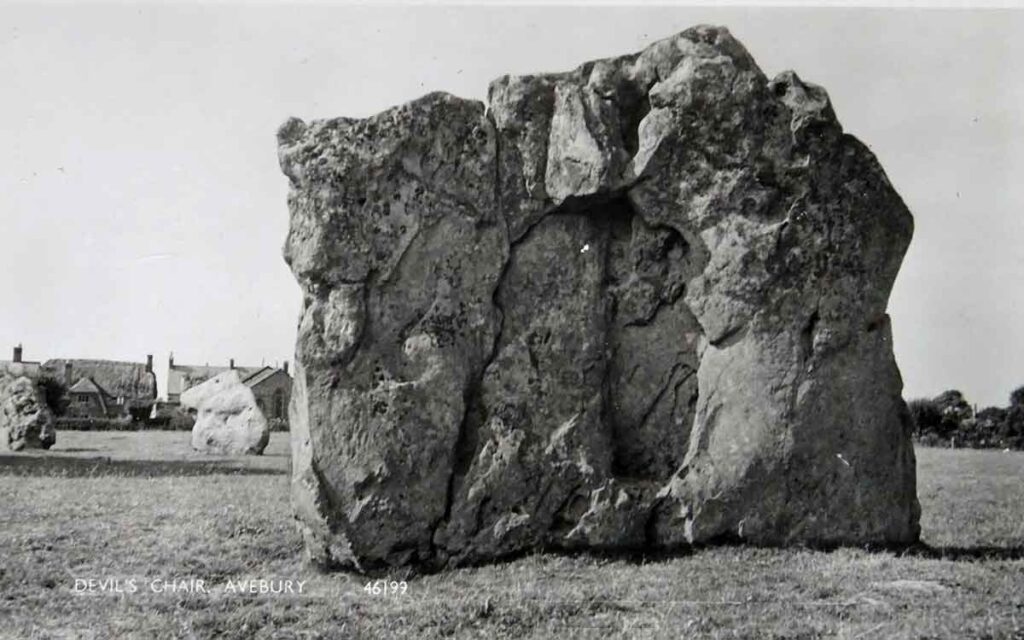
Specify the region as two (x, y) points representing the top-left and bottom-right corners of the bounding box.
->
(43, 356), (157, 420)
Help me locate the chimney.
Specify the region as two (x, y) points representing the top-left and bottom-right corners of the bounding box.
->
(146, 354), (153, 373)
(64, 362), (73, 386)
(229, 358), (235, 370)
(12, 344), (22, 363)
(168, 352), (175, 368)
(283, 360), (289, 375)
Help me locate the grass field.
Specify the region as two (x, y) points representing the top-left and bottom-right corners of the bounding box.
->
(1, 431), (1023, 639)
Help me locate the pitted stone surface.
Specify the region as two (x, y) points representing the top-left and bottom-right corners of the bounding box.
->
(0, 368), (56, 451)
(278, 25), (919, 572)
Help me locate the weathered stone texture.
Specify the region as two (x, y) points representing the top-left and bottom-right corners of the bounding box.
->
(279, 25), (920, 572)
(0, 368), (56, 451)
(188, 371), (270, 455)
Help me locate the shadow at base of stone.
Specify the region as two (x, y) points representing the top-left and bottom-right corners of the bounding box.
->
(377, 537), (1024, 577)
(0, 452), (286, 478)
(901, 543), (1024, 562)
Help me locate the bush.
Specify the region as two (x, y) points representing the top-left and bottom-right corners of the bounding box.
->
(914, 431), (946, 448)
(908, 398), (942, 436)
(1001, 405), (1024, 440)
(923, 389), (973, 440)
(909, 384), (1024, 450)
(55, 417), (138, 431)
(1010, 386), (1024, 409)
(909, 390), (1009, 448)
(976, 407), (1007, 432)
(147, 405), (195, 431)
(35, 373), (69, 417)
(914, 396), (1024, 450)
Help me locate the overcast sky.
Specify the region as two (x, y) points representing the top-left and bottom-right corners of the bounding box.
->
(1, 4), (1022, 407)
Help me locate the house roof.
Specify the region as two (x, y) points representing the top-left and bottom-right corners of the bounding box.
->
(68, 377), (104, 395)
(171, 364), (262, 378)
(43, 359), (157, 407)
(240, 366), (277, 387)
(244, 367), (292, 390)
(178, 366), (290, 409)
(178, 369), (242, 409)
(167, 363), (262, 395)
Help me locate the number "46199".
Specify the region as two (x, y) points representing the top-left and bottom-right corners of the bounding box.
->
(363, 580), (408, 596)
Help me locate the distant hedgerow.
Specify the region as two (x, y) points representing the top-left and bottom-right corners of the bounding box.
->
(909, 387), (1024, 450)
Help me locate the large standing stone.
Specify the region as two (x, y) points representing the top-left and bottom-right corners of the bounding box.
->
(278, 25), (920, 572)
(0, 368), (56, 451)
(187, 371), (270, 455)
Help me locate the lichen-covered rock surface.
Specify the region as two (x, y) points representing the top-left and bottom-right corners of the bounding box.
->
(278, 25), (920, 572)
(188, 371), (270, 456)
(0, 367), (56, 451)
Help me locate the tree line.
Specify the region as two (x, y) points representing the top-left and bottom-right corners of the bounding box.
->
(909, 386), (1024, 449)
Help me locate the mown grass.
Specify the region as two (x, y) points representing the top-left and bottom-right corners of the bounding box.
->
(1, 432), (1022, 639)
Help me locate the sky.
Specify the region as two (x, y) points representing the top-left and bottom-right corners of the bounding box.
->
(1, 4), (1022, 407)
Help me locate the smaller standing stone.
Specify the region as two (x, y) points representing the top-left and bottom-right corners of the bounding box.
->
(0, 368), (56, 451)
(186, 371), (269, 455)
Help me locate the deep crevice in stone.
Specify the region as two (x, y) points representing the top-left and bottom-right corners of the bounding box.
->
(436, 190), (702, 555)
(619, 85), (652, 159)
(801, 308), (820, 361)
(433, 112), (508, 555)
(710, 323), (748, 349)
(533, 195), (699, 483)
